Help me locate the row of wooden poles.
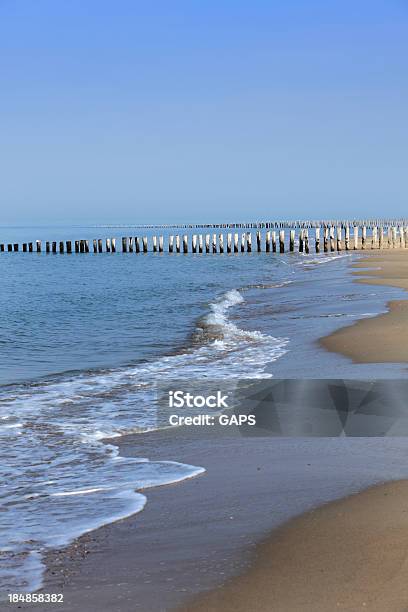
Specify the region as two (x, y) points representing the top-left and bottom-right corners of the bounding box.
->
(100, 219), (408, 230)
(2, 226), (408, 254)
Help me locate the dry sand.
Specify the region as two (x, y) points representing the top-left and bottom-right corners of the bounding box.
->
(321, 250), (408, 363)
(181, 480), (408, 612)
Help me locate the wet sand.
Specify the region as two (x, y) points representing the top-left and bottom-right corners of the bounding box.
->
(29, 428), (408, 612)
(321, 250), (408, 363)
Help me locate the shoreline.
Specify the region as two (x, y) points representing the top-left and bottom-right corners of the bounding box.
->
(14, 250), (408, 611)
(320, 250), (408, 363)
(34, 429), (408, 612)
(184, 249), (408, 611)
(180, 479), (408, 612)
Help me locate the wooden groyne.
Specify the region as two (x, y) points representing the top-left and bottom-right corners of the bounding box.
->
(92, 218), (408, 230)
(2, 222), (408, 255)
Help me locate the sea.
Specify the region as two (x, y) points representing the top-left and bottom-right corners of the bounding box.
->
(0, 224), (406, 597)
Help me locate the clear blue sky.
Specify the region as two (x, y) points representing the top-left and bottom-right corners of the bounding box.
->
(0, 0), (407, 224)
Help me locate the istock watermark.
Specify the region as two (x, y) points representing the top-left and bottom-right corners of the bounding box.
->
(168, 390), (230, 409)
(154, 379), (408, 435)
(153, 381), (258, 429)
(166, 388), (256, 426)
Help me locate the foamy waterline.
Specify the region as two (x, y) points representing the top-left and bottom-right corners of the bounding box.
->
(0, 284), (288, 596)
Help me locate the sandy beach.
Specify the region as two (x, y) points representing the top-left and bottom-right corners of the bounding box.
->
(321, 250), (408, 363)
(20, 250), (408, 612)
(181, 479), (408, 612)
(183, 249), (408, 612)
(37, 431), (408, 612)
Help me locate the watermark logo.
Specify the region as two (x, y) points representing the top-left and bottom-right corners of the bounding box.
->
(154, 379), (408, 436)
(168, 390), (229, 409)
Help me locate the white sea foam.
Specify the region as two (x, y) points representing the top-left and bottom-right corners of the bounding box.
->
(51, 487), (109, 497)
(296, 253), (351, 266)
(199, 288), (273, 345)
(0, 284), (287, 596)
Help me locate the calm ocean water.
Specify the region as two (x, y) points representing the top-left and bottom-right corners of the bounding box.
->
(0, 225), (406, 596)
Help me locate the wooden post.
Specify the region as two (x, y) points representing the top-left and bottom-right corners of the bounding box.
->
(304, 230), (309, 254)
(67, 241), (72, 254)
(372, 227), (378, 249)
(198, 235), (203, 253)
(106, 238), (111, 253)
(59, 241), (64, 254)
(212, 234), (217, 253)
(169, 236), (174, 253)
(279, 230), (285, 253)
(219, 234), (224, 254)
(324, 228), (329, 252)
(23, 243), (27, 252)
(234, 233), (239, 253)
(398, 227), (404, 248)
(266, 231), (271, 253)
(205, 234), (210, 253)
(0, 244), (4, 252)
(13, 243), (19, 252)
(183, 235), (188, 253)
(46, 241), (50, 253)
(128, 237), (133, 253)
(122, 237), (128, 253)
(392, 226), (397, 248)
(52, 241), (57, 254)
(159, 236), (164, 253)
(337, 226), (342, 251)
(361, 226), (366, 250)
(142, 237), (147, 253)
(227, 233), (232, 254)
(246, 232), (252, 252)
(272, 231), (277, 252)
(36, 240), (41, 253)
(315, 228), (320, 253)
(176, 235), (181, 253)
(85, 240), (90, 253)
(379, 227), (384, 249)
(299, 229), (304, 252)
(404, 227), (408, 249)
(388, 227), (392, 248)
(256, 231), (261, 252)
(7, 244), (12, 252)
(241, 233), (245, 253)
(289, 230), (295, 252)
(192, 234), (197, 253)
(329, 227), (335, 252)
(28, 242), (33, 252)
(93, 239), (97, 253)
(152, 236), (157, 253)
(345, 226), (350, 250)
(111, 238), (116, 253)
(135, 237), (141, 253)
(353, 226), (358, 250)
